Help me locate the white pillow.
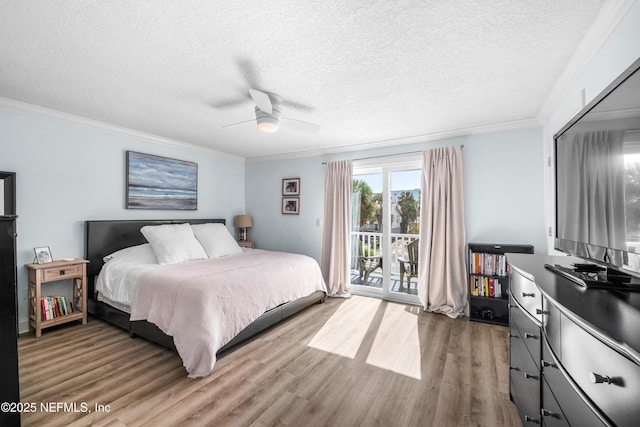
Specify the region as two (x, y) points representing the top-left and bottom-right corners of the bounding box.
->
(140, 223), (207, 265)
(191, 223), (243, 258)
(103, 243), (158, 264)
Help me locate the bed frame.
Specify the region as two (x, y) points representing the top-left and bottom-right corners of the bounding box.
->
(84, 219), (326, 353)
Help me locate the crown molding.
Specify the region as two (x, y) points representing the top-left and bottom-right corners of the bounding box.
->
(0, 95), (540, 164)
(245, 117), (540, 163)
(0, 96), (244, 162)
(537, 0), (637, 125)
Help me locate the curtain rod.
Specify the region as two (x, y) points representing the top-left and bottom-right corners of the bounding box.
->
(321, 145), (464, 165)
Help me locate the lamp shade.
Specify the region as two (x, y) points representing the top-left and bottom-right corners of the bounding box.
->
(234, 214), (253, 228)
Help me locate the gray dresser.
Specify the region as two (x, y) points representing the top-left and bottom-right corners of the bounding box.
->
(508, 254), (640, 426)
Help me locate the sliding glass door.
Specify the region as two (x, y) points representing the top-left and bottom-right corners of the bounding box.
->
(351, 156), (421, 305)
(352, 172), (384, 294)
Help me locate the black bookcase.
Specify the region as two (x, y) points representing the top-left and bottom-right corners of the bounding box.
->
(468, 243), (534, 326)
(0, 171), (20, 427)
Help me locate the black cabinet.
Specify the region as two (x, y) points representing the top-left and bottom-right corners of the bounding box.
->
(0, 217), (20, 427)
(468, 243), (534, 325)
(0, 171), (20, 427)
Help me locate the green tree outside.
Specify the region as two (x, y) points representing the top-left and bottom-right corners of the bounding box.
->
(397, 191), (419, 234)
(352, 179), (378, 229)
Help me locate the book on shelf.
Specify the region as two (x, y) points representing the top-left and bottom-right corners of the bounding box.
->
(469, 275), (504, 299)
(40, 296), (73, 321)
(469, 251), (511, 276)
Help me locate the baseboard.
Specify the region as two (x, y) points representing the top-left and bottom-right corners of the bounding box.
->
(18, 317), (29, 335)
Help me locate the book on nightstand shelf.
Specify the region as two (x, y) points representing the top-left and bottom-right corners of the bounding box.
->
(40, 296), (73, 321)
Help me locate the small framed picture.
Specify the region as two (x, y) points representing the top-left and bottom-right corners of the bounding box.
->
(34, 246), (53, 264)
(282, 178), (300, 196)
(282, 197), (300, 215)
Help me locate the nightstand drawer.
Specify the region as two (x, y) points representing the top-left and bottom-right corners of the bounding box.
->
(43, 264), (82, 281)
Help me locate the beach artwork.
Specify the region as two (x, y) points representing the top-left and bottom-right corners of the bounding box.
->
(126, 151), (198, 210)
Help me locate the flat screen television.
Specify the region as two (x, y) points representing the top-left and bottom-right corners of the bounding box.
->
(553, 56), (640, 286)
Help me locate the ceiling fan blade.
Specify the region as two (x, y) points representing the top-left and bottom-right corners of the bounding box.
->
(222, 119), (256, 129)
(282, 118), (320, 134)
(210, 98), (250, 110)
(236, 57), (261, 89)
(249, 88), (272, 114)
(282, 99), (315, 113)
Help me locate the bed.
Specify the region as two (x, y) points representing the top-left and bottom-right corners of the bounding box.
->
(85, 219), (327, 377)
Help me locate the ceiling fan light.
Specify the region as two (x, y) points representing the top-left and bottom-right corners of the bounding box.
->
(255, 106), (281, 133)
(257, 118), (279, 133)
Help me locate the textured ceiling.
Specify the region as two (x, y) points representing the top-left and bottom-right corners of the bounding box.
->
(0, 0), (607, 159)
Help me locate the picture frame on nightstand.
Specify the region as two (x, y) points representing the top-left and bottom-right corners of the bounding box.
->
(34, 246), (53, 264)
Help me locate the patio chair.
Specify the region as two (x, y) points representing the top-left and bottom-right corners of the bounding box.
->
(398, 239), (419, 293)
(357, 240), (383, 285)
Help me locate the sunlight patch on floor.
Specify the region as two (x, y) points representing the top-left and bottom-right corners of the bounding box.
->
(366, 303), (422, 379)
(307, 296), (381, 359)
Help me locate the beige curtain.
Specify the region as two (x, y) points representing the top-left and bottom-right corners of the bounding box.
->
(321, 160), (353, 297)
(418, 146), (468, 317)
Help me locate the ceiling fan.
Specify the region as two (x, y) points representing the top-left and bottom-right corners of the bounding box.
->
(222, 88), (320, 134)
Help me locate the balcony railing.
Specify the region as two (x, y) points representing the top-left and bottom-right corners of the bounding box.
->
(351, 231), (418, 277)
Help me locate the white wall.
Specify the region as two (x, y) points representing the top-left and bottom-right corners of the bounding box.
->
(0, 104), (246, 332)
(245, 156), (326, 260)
(557, 1), (640, 125)
(542, 0), (640, 252)
(462, 128), (545, 247)
(246, 126), (546, 263)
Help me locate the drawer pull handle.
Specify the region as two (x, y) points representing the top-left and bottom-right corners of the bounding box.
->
(510, 366), (520, 372)
(524, 415), (540, 424)
(524, 372), (539, 380)
(541, 409), (560, 419)
(59, 269), (65, 275)
(524, 333), (538, 340)
(542, 360), (557, 369)
(535, 308), (549, 315)
(509, 333), (519, 339)
(522, 292), (535, 298)
(589, 372), (614, 385)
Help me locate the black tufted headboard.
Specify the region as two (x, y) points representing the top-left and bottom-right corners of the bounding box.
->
(84, 219), (225, 299)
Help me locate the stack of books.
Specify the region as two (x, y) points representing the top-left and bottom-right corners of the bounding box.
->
(469, 276), (503, 298)
(470, 252), (509, 276)
(40, 296), (73, 321)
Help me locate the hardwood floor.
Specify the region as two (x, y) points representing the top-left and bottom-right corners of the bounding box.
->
(18, 296), (522, 427)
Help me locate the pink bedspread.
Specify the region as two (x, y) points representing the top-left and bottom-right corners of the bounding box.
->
(129, 249), (326, 377)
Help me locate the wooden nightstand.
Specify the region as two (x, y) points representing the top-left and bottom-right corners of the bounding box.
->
(26, 259), (88, 337)
(238, 240), (255, 249)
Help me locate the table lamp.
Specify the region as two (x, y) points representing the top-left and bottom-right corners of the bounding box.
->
(234, 214), (253, 241)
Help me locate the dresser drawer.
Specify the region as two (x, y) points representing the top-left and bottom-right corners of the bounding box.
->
(542, 296), (561, 360)
(510, 266), (542, 321)
(510, 330), (540, 426)
(542, 336), (609, 427)
(42, 264), (82, 281)
(541, 379), (568, 427)
(510, 298), (541, 364)
(561, 315), (640, 427)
